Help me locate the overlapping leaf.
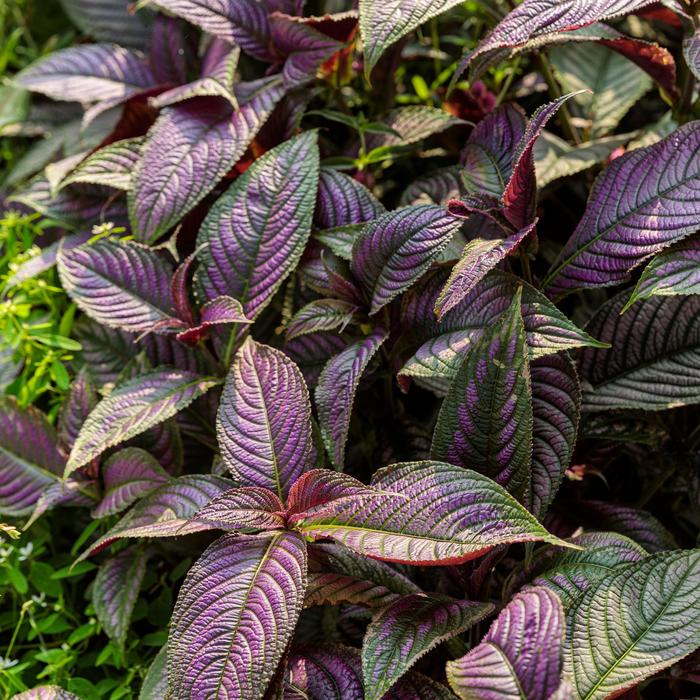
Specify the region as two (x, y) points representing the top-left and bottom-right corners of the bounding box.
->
(16, 43), (154, 105)
(291, 461), (571, 565)
(315, 168), (385, 228)
(84, 475), (231, 557)
(190, 486), (286, 532)
(67, 370), (219, 475)
(286, 299), (358, 341)
(217, 339), (314, 499)
(447, 587), (565, 700)
(624, 237), (700, 308)
(12, 687), (81, 700)
(57, 367), (98, 455)
(544, 122), (700, 296)
(0, 398), (63, 518)
(131, 78), (285, 243)
(58, 239), (179, 334)
(315, 328), (387, 469)
(529, 353), (581, 517)
(432, 292), (533, 501)
(564, 549), (700, 700)
(93, 546), (149, 648)
(684, 28), (700, 81)
(362, 594), (492, 700)
(196, 131), (319, 317)
(285, 644), (365, 699)
(168, 532), (307, 700)
(92, 448), (171, 518)
(58, 0), (149, 46)
(578, 293), (700, 410)
(350, 205), (463, 314)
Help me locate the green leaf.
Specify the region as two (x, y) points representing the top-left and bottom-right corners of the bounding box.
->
(565, 549), (700, 700)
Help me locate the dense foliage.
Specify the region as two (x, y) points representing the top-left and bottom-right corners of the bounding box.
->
(2, 0), (700, 698)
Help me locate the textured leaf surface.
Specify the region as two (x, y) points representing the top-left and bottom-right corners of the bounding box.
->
(191, 487), (286, 532)
(217, 339), (314, 499)
(59, 137), (142, 192)
(149, 0), (272, 61)
(315, 168), (385, 228)
(363, 594), (492, 700)
(59, 0), (149, 46)
(92, 448), (170, 518)
(401, 167), (462, 206)
(67, 370), (219, 475)
(131, 80), (285, 243)
(360, 0), (464, 76)
(16, 43), (153, 104)
(550, 43), (651, 137)
(625, 237), (700, 308)
(350, 205), (463, 314)
(168, 532), (307, 700)
(432, 292), (533, 501)
(435, 223), (536, 320)
(286, 299), (358, 341)
(365, 106), (464, 149)
(285, 645), (365, 699)
(0, 398), (62, 517)
(284, 331), (349, 387)
(73, 318), (139, 386)
(139, 646), (168, 700)
(175, 296), (251, 345)
(11, 687), (81, 700)
(578, 293), (700, 410)
(565, 549), (700, 700)
(196, 131), (319, 317)
(544, 122), (700, 295)
(315, 328), (387, 469)
(458, 0), (658, 81)
(85, 475), (231, 557)
(447, 587), (565, 700)
(292, 461), (569, 565)
(58, 239), (178, 334)
(57, 367), (98, 454)
(518, 532), (646, 608)
(93, 546), (149, 648)
(529, 353), (581, 517)
(684, 28), (700, 81)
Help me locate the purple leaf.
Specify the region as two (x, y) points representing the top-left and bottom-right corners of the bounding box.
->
(175, 296), (251, 345)
(57, 367), (98, 455)
(400, 166), (462, 206)
(362, 594), (493, 700)
(92, 447), (171, 518)
(140, 646), (168, 700)
(386, 673), (457, 699)
(435, 222), (537, 320)
(529, 353), (581, 518)
(73, 318), (139, 386)
(564, 550), (700, 700)
(191, 486), (286, 531)
(305, 573), (400, 611)
(149, 14), (189, 85)
(431, 291), (533, 501)
(364, 106), (465, 150)
(84, 475), (231, 557)
(130, 79), (285, 243)
(544, 122), (700, 296)
(400, 270), (605, 388)
(315, 168), (385, 229)
(684, 28), (700, 81)
(624, 236), (700, 309)
(0, 397), (63, 518)
(578, 293), (700, 410)
(284, 331), (350, 387)
(447, 587), (565, 700)
(168, 532), (307, 700)
(350, 205), (463, 315)
(58, 239), (180, 334)
(576, 500), (677, 553)
(460, 104), (527, 198)
(515, 532), (646, 608)
(58, 137), (143, 192)
(359, 0), (465, 77)
(456, 0), (659, 82)
(67, 369), (220, 475)
(285, 645), (365, 699)
(93, 545), (150, 648)
(149, 0), (272, 61)
(270, 13), (347, 88)
(291, 461), (571, 565)
(286, 299), (358, 341)
(315, 328), (388, 469)
(217, 339), (314, 499)
(16, 43), (154, 105)
(25, 475), (97, 529)
(196, 131), (319, 317)
(11, 687), (81, 700)
(59, 0), (149, 47)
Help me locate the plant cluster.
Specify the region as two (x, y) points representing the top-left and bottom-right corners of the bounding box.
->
(1, 0), (700, 698)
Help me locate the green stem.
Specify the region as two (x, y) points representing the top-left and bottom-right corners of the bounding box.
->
(222, 322), (240, 369)
(536, 54), (581, 145)
(496, 57), (521, 107)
